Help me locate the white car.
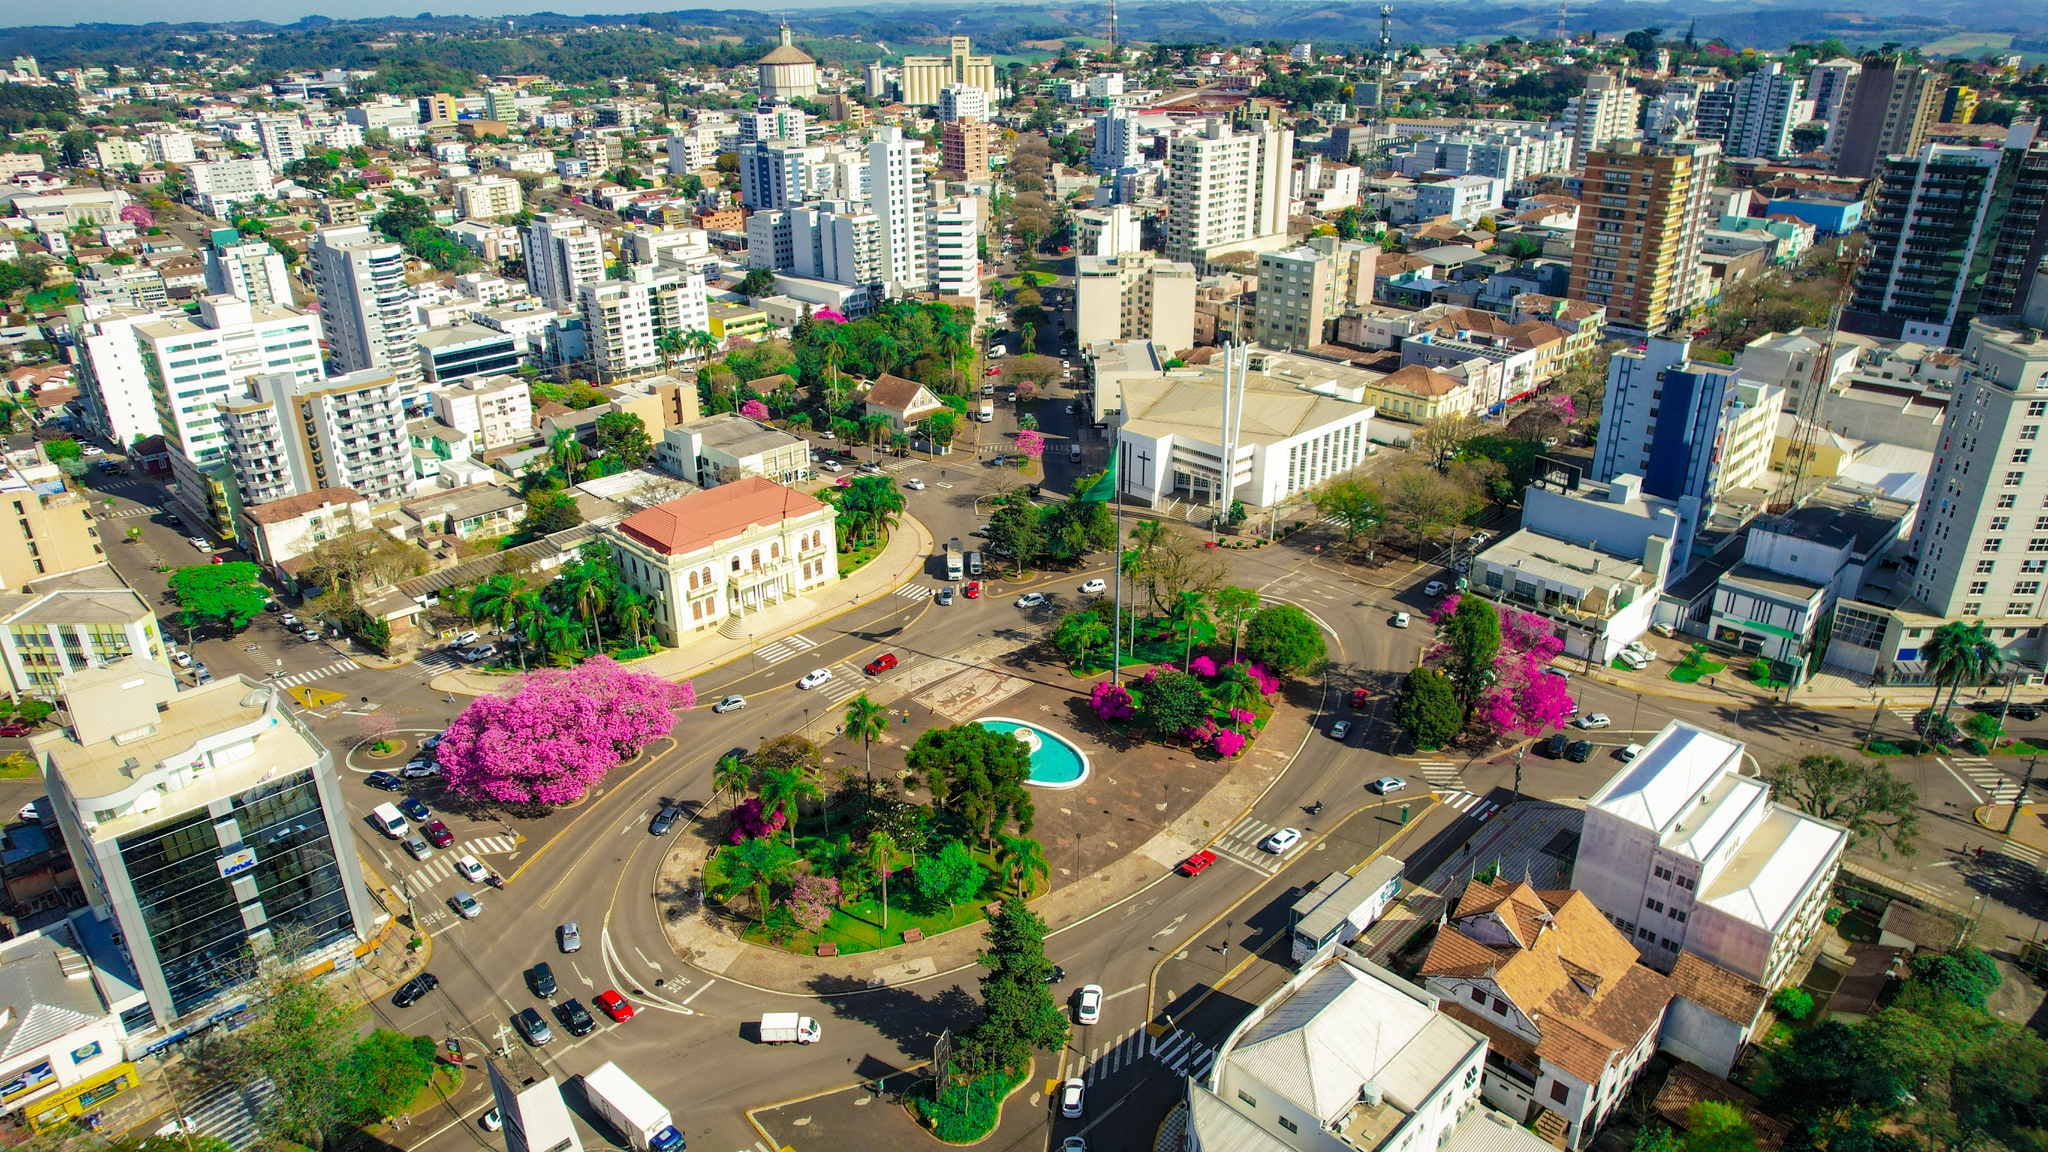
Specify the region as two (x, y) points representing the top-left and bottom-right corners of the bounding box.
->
(454, 854), (488, 885)
(1062, 1140), (1088, 1152)
(798, 668), (833, 690)
(451, 630), (479, 648)
(1076, 983), (1102, 1024)
(1619, 743), (1645, 762)
(1422, 580), (1445, 597)
(80, 445), (104, 457)
(1618, 651), (1650, 670)
(189, 537), (212, 552)
(1015, 592), (1046, 608)
(154, 1118), (197, 1138)
(1079, 578), (1106, 594)
(1392, 612), (1411, 628)
(170, 649), (193, 667)
(1261, 827), (1302, 854)
(1059, 1078), (1085, 1119)
(1575, 713), (1611, 730)
(905, 478), (926, 490)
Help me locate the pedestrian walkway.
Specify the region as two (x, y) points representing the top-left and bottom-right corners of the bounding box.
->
(1207, 815), (1291, 876)
(399, 836), (519, 893)
(894, 584), (934, 601)
(1073, 1025), (1150, 1086)
(99, 505), (158, 520)
(1438, 791), (1500, 822)
(754, 633), (817, 664)
(272, 659), (360, 689)
(1945, 755), (2023, 804)
(1150, 1029), (1218, 1081)
(187, 1076), (273, 1149)
(401, 652), (461, 680)
(1415, 760), (1462, 789)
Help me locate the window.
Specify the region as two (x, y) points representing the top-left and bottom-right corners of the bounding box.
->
(2009, 472), (2027, 487)
(1992, 517), (2011, 531)
(1965, 602), (1983, 615)
(1237, 1090), (1258, 1108)
(2020, 581), (2043, 596)
(2012, 602), (2035, 616)
(1470, 987), (1485, 1003)
(1971, 581), (1989, 595)
(1669, 909), (1688, 923)
(2031, 539), (2048, 552)
(1979, 560), (1998, 573)
(2031, 401), (2047, 417)
(1646, 897), (1664, 913)
(2025, 426), (2041, 441)
(1278, 1117), (1299, 1134)
(1653, 865), (1671, 880)
(1675, 875), (1695, 891)
(1986, 538), (2004, 552)
(2000, 494), (2018, 508)
(2017, 450), (2035, 465)
(1550, 1082), (1570, 1104)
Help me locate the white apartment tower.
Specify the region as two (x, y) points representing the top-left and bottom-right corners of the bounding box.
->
(255, 116), (309, 171)
(1806, 58), (1861, 151)
(868, 126), (929, 293)
(1564, 72), (1642, 166)
(1164, 118), (1293, 265)
(522, 213), (607, 309)
(924, 196), (982, 300)
(310, 225), (422, 399)
(73, 307), (164, 448)
(432, 374), (534, 452)
(217, 369), (411, 507)
(937, 84), (988, 123)
(1725, 62), (1804, 160)
(203, 235), (293, 307)
(578, 265), (712, 380)
(1092, 107), (1145, 173)
(136, 295), (323, 469)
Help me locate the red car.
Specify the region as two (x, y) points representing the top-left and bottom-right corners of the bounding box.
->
(985, 366), (1002, 376)
(1178, 850), (1218, 877)
(1349, 688), (1371, 708)
(594, 990), (635, 1022)
(423, 820), (454, 849)
(0, 721), (32, 738)
(864, 652), (898, 676)
(210, 555), (224, 565)
(964, 581), (981, 599)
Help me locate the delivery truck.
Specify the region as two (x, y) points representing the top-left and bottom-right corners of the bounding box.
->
(759, 1012), (822, 1043)
(978, 400), (994, 422)
(944, 536), (963, 581)
(582, 1062), (686, 1152)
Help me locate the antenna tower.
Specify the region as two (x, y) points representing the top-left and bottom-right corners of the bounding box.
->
(1378, 5), (1393, 66)
(1784, 251), (1865, 510)
(1554, 0), (1570, 44)
(1107, 0), (1117, 62)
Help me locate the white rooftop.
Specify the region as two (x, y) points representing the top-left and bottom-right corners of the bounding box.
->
(1586, 720), (1745, 837)
(1700, 806), (1849, 932)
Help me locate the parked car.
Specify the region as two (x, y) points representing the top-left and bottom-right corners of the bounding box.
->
(595, 990), (635, 1022)
(1618, 743), (1645, 762)
(1369, 776), (1407, 795)
(819, 459), (841, 472)
(454, 854), (487, 885)
(451, 630), (479, 648)
(1575, 714), (1611, 730)
(0, 720), (33, 738)
(713, 694), (747, 713)
(864, 653), (898, 675)
(1392, 612), (1411, 628)
(170, 650), (193, 668)
(402, 758), (441, 779)
(1016, 592), (1046, 608)
(964, 581), (981, 599)
(402, 835), (432, 861)
(1178, 850), (1218, 877)
(1546, 667), (1571, 681)
(424, 820), (454, 848)
(458, 643), (498, 663)
(514, 1007), (553, 1046)
(559, 921), (581, 953)
(192, 664), (213, 684)
(366, 771), (404, 791)
(529, 963), (556, 997)
(905, 478), (926, 490)
(650, 805), (681, 836)
(555, 998), (596, 1036)
(1547, 733), (1569, 758)
(1060, 1078), (1085, 1118)
(1330, 720), (1351, 740)
(1076, 984), (1103, 1025)
(392, 973), (439, 1008)
(1617, 651), (1650, 670)
(480, 1111), (502, 1133)
(2010, 704), (2043, 721)
(797, 668), (833, 690)
(1080, 578), (1106, 594)
(1044, 964), (1066, 985)
(1261, 827), (1302, 853)
(449, 890), (482, 919)
(1566, 740), (1593, 763)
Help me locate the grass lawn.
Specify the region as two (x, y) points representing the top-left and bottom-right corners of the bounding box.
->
(1668, 653), (1726, 684)
(839, 530), (890, 575)
(740, 841), (1040, 955)
(1072, 618), (1219, 674)
(1009, 271), (1058, 287)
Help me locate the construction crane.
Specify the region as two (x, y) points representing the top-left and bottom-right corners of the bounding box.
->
(1782, 250), (1866, 511)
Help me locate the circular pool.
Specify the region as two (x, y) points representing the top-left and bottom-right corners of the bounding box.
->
(977, 718), (1089, 789)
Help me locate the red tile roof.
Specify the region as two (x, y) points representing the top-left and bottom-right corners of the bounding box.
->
(616, 477), (828, 556)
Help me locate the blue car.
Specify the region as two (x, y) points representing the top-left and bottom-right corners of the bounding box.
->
(398, 797), (431, 822)
(365, 772), (404, 791)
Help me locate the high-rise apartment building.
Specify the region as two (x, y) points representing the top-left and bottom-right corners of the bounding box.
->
(1832, 55), (1942, 179)
(217, 369), (411, 507)
(573, 135), (624, 172)
(453, 176), (522, 221)
(1806, 58), (1860, 150)
(936, 84), (988, 123)
(73, 307), (166, 448)
(1980, 142), (2048, 322)
(1566, 138), (1721, 336)
(522, 214), (606, 309)
(1074, 254), (1197, 352)
(34, 662), (377, 1030)
(484, 86), (519, 123)
(738, 140), (824, 211)
(1563, 72), (1641, 166)
(940, 118), (994, 179)
(310, 226), (421, 399)
(1940, 85), (1979, 125)
(745, 202), (886, 291)
(185, 158), (274, 218)
(736, 102), (807, 146)
(1254, 237), (1379, 351)
(1164, 118), (1292, 265)
(924, 197), (981, 300)
(1092, 107), (1146, 174)
(578, 266), (712, 380)
(1842, 144), (2004, 345)
(201, 228), (292, 307)
(899, 36), (996, 108)
(1725, 62), (1804, 160)
(0, 455), (105, 591)
(419, 92), (457, 124)
(868, 126), (928, 293)
(137, 294), (322, 472)
(432, 374), (534, 452)
(254, 116), (308, 171)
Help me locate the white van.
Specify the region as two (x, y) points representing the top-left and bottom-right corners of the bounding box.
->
(370, 803), (408, 840)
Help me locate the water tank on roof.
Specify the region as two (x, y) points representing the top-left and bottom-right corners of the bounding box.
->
(1361, 1082), (1383, 1107)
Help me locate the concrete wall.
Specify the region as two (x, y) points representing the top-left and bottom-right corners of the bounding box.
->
(1659, 1000), (1749, 1080)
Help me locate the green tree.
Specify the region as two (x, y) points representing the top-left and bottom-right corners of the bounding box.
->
(1393, 667), (1462, 748)
(707, 836), (799, 922)
(168, 562), (269, 636)
(984, 492), (1044, 577)
(1905, 946), (2001, 1011)
(235, 972), (359, 1150)
(521, 490), (583, 540)
(1438, 595), (1501, 716)
(969, 897), (1071, 1071)
(713, 752), (753, 808)
(994, 833), (1048, 898)
(345, 1030), (438, 1118)
(867, 830), (898, 929)
(593, 410), (652, 468)
(42, 437), (79, 460)
(1138, 668), (1212, 734)
(1924, 620), (2001, 731)
(758, 765), (822, 847)
(1310, 475), (1384, 542)
(905, 723), (1035, 846)
(912, 840), (988, 909)
(1211, 586), (1261, 661)
(1243, 604), (1326, 675)
(1760, 753), (1919, 858)
(1684, 1101), (1760, 1152)
(737, 267), (778, 297)
(1052, 610), (1112, 669)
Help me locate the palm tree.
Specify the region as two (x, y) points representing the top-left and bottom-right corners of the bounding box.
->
(1130, 517), (1170, 557)
(820, 326), (847, 404)
(843, 694), (890, 784)
(708, 837), (798, 924)
(1926, 620), (2002, 731)
(549, 429), (584, 482)
(685, 329), (719, 364)
(758, 766), (821, 848)
(570, 566), (611, 651)
(867, 831), (897, 930)
(805, 834), (863, 904)
(1172, 590), (1213, 670)
(995, 834), (1048, 898)
(613, 588), (652, 649)
(655, 328), (688, 371)
(528, 607), (581, 666)
(869, 332), (900, 377)
(468, 575), (529, 669)
(712, 753), (753, 810)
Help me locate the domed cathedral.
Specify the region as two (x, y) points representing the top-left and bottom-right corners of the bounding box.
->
(756, 22), (819, 101)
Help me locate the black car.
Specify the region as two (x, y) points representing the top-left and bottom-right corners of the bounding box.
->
(392, 973), (439, 1008)
(650, 805), (681, 836)
(398, 797), (431, 822)
(1967, 701), (2007, 714)
(556, 998), (596, 1037)
(1566, 739), (1593, 763)
(2012, 705), (2043, 721)
(514, 1007), (553, 1046)
(366, 772), (405, 791)
(1547, 732), (1569, 758)
(1044, 964), (1066, 985)
(529, 962), (556, 997)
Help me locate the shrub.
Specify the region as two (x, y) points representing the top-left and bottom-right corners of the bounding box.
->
(1213, 730), (1248, 757)
(1188, 655), (1217, 677)
(1771, 986), (1814, 1021)
(1088, 681), (1135, 722)
(914, 1068), (1016, 1142)
(726, 797), (788, 844)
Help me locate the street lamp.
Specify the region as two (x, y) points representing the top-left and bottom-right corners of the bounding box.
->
(1221, 920), (1232, 966)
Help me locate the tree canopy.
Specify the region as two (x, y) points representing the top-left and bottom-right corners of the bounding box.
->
(1759, 753), (1919, 858)
(169, 561), (269, 634)
(905, 722), (1035, 847)
(1244, 604), (1325, 675)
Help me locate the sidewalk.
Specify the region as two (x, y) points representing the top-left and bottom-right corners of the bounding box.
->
(655, 689), (1319, 995)
(427, 512), (936, 696)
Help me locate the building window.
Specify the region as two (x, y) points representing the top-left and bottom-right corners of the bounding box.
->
(1278, 1117), (1299, 1134)
(1238, 1090), (1258, 1108)
(1492, 998), (1508, 1015)
(1986, 538), (2004, 552)
(1550, 1082), (1570, 1104)
(1675, 875), (1695, 891)
(1980, 560), (1998, 573)
(1646, 898), (1664, 913)
(1971, 581), (1989, 595)
(2008, 472), (2027, 487)
(1470, 987), (1485, 1003)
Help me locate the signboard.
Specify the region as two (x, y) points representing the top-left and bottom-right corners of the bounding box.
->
(0, 1060), (55, 1104)
(69, 1043), (100, 1065)
(216, 848), (258, 880)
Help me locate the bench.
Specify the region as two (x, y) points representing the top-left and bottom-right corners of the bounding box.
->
(901, 928), (923, 943)
(816, 943), (839, 957)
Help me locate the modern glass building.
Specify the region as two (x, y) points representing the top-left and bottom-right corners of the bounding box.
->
(32, 659), (375, 1031)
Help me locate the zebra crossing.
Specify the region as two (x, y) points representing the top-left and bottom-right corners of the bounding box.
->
(812, 665), (867, 706)
(894, 584), (935, 601)
(1209, 815), (1294, 875)
(399, 835), (520, 894)
(1151, 1029), (1219, 1082)
(754, 633), (816, 664)
(1440, 791), (1500, 822)
(98, 505), (159, 520)
(1416, 760), (1463, 789)
(1946, 755), (2022, 804)
(272, 660), (359, 689)
(187, 1076), (273, 1150)
(1073, 1026), (1146, 1085)
(403, 652), (462, 680)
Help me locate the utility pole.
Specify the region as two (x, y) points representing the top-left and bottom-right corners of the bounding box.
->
(1513, 746), (1523, 804)
(1861, 695), (1887, 750)
(2006, 755), (2039, 834)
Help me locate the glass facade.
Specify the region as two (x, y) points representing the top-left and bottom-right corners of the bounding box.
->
(118, 771), (355, 1018)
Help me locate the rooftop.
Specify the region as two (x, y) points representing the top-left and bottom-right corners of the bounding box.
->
(399, 483), (523, 523)
(615, 477), (827, 557)
(0, 582), (152, 628)
(1586, 721), (1746, 837)
(242, 488), (366, 525)
(686, 414), (806, 458)
(0, 929), (112, 1067)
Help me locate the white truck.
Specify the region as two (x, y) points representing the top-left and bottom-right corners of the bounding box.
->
(759, 1012), (822, 1044)
(978, 400), (994, 422)
(583, 1062), (687, 1152)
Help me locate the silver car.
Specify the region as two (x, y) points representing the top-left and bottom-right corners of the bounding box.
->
(559, 921), (581, 953)
(449, 890), (481, 919)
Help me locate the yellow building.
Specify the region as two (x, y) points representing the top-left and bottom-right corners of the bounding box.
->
(1769, 414), (1859, 479)
(1361, 363), (1477, 424)
(901, 37), (997, 108)
(0, 483), (105, 591)
(706, 300), (778, 346)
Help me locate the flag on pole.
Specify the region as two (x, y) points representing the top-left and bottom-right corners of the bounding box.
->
(1079, 453), (1116, 503)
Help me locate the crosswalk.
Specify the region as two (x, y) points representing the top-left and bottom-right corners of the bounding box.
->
(98, 505), (158, 520)
(1209, 815), (1294, 875)
(1151, 1029), (1219, 1081)
(272, 660), (359, 689)
(403, 652), (462, 680)
(755, 633), (816, 664)
(187, 1076), (273, 1150)
(1440, 791), (1500, 822)
(894, 584), (935, 601)
(399, 835), (520, 895)
(1947, 755), (2022, 804)
(811, 665), (867, 706)
(1416, 760), (1463, 789)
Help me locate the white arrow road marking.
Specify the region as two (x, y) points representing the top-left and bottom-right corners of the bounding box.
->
(599, 928), (694, 1015)
(633, 946), (663, 971)
(1153, 913), (1186, 939)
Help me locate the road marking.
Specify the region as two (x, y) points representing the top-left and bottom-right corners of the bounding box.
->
(1152, 913), (1186, 939)
(571, 961), (592, 987)
(754, 633), (817, 664)
(894, 584), (934, 600)
(1937, 758), (1986, 804)
(682, 979), (716, 1005)
(633, 946), (663, 971)
(1439, 791), (1500, 822)
(1103, 982), (1145, 1002)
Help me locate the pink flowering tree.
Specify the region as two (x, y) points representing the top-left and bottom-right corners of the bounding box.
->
(1014, 429), (1045, 464)
(740, 399), (770, 420)
(1548, 394), (1576, 422)
(119, 204), (154, 230)
(439, 658), (694, 805)
(1013, 380), (1038, 403)
(812, 308), (848, 325)
(1189, 655), (1218, 678)
(1228, 707), (1256, 728)
(1089, 681), (1136, 722)
(726, 797), (789, 844)
(1214, 730), (1249, 757)
(783, 875), (840, 932)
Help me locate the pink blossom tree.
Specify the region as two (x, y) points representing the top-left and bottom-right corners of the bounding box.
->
(1013, 380), (1038, 403)
(812, 308), (848, 325)
(726, 797), (789, 844)
(119, 204), (154, 230)
(1189, 655), (1218, 678)
(1089, 681), (1136, 722)
(1014, 429), (1045, 463)
(783, 875), (840, 932)
(1548, 394), (1577, 422)
(740, 399), (770, 420)
(1213, 730), (1249, 757)
(440, 658), (695, 805)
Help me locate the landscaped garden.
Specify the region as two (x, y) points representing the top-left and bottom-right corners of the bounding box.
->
(1669, 645), (1727, 684)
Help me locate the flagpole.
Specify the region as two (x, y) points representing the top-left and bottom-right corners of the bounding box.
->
(1113, 384), (1126, 689)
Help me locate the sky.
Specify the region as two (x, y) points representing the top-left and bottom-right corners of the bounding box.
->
(12, 0), (1004, 28)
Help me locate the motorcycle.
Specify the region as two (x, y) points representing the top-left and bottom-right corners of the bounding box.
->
(487, 872), (504, 889)
(1306, 801), (1324, 816)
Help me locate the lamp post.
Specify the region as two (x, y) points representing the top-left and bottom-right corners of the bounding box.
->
(1221, 920), (1232, 966)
